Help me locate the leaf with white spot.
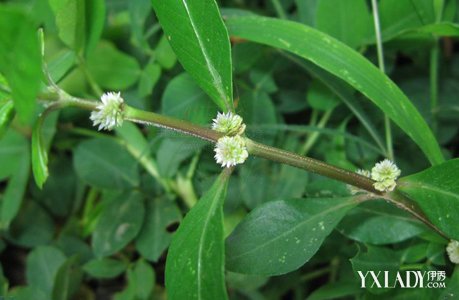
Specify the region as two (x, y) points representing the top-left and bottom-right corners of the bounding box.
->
(226, 197), (357, 275)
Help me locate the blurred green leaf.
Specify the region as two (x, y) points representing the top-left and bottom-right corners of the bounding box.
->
(398, 158), (459, 240)
(83, 258), (127, 279)
(6, 201), (55, 248)
(316, 0), (371, 48)
(48, 0), (105, 54)
(0, 149), (30, 229)
(162, 73), (217, 125)
(138, 62), (161, 97)
(152, 0), (233, 111)
(9, 286), (48, 300)
(165, 171), (230, 300)
(226, 16), (444, 165)
(92, 192), (145, 257)
(114, 259), (156, 300)
(0, 7), (41, 122)
(74, 138), (140, 189)
(32, 114), (50, 189)
(136, 197), (182, 262)
(307, 80), (339, 111)
(226, 197), (356, 276)
(26, 246), (67, 298)
(52, 256), (83, 300)
(338, 201), (425, 245)
(350, 246), (400, 294)
(87, 41), (141, 90)
(0, 99), (14, 138)
(155, 35), (177, 70)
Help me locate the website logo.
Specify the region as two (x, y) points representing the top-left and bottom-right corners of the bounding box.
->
(357, 270), (446, 289)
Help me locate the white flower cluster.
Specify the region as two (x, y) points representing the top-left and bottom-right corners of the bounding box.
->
(447, 240), (459, 264)
(371, 159), (401, 192)
(212, 112), (248, 168)
(349, 159), (401, 194)
(211, 112), (246, 136)
(90, 92), (124, 131)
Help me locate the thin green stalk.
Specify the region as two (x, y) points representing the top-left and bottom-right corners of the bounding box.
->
(371, 0), (393, 160)
(77, 55), (104, 97)
(430, 0), (444, 133)
(271, 0), (287, 20)
(300, 108), (333, 155)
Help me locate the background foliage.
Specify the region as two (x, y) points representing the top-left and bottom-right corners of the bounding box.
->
(0, 0), (458, 299)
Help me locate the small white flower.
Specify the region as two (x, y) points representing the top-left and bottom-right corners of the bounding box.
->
(212, 112), (246, 136)
(214, 135), (248, 168)
(348, 169), (371, 195)
(90, 92), (124, 131)
(371, 159), (401, 192)
(447, 240), (459, 264)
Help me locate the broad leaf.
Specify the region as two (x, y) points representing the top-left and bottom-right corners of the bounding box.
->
(0, 99), (14, 138)
(316, 0), (372, 48)
(83, 258), (127, 279)
(0, 7), (41, 122)
(135, 197), (182, 262)
(165, 170), (230, 300)
(398, 158), (459, 240)
(152, 0), (233, 111)
(225, 16), (444, 165)
(52, 256), (83, 300)
(92, 192), (145, 257)
(26, 246), (67, 298)
(74, 138), (140, 189)
(87, 41), (141, 90)
(338, 201), (425, 245)
(226, 197), (356, 276)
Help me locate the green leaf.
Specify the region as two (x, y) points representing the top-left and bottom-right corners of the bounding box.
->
(226, 197), (356, 276)
(114, 259), (156, 300)
(155, 35), (177, 70)
(151, 0), (233, 111)
(32, 114), (49, 189)
(0, 129), (28, 180)
(162, 73), (217, 125)
(225, 16), (444, 165)
(26, 246), (67, 298)
(338, 201), (425, 245)
(0, 99), (14, 138)
(350, 246), (400, 294)
(6, 201), (55, 248)
(316, 0), (372, 48)
(49, 0), (105, 53)
(47, 50), (77, 83)
(307, 80), (339, 111)
(165, 170), (230, 300)
(9, 286), (48, 300)
(83, 258), (127, 279)
(135, 197), (182, 262)
(0, 7), (41, 122)
(86, 41), (141, 90)
(92, 192), (145, 257)
(138, 62), (161, 97)
(49, 0), (86, 51)
(0, 150), (30, 229)
(398, 158), (459, 240)
(52, 256), (83, 300)
(74, 138), (140, 189)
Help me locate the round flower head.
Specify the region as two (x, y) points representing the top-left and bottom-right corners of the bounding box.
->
(214, 135), (248, 168)
(212, 112), (246, 136)
(447, 240), (459, 264)
(90, 92), (124, 131)
(348, 169), (371, 195)
(371, 159), (401, 192)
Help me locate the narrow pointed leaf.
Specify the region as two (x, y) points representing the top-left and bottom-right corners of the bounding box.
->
(151, 0), (233, 111)
(226, 197), (357, 276)
(225, 16), (444, 165)
(398, 158), (459, 240)
(32, 115), (49, 189)
(0, 99), (14, 139)
(165, 170), (231, 300)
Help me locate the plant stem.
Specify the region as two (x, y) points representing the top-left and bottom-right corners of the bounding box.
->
(300, 108), (333, 155)
(271, 0), (287, 20)
(371, 0), (393, 160)
(430, 0), (444, 133)
(245, 139), (379, 193)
